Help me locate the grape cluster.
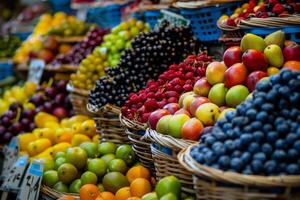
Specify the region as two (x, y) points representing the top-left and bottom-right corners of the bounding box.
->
(51, 28), (107, 65)
(121, 53), (213, 123)
(89, 21), (197, 109)
(191, 69), (300, 176)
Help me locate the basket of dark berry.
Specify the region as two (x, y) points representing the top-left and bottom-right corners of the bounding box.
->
(119, 52), (213, 176)
(178, 69), (300, 200)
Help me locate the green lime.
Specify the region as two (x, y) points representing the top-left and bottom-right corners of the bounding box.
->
(98, 142), (117, 155)
(108, 159), (128, 174)
(116, 144), (136, 166)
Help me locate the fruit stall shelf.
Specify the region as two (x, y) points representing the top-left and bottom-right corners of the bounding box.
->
(53, 36), (85, 43)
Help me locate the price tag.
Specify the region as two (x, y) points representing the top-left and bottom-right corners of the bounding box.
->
(17, 160), (44, 200)
(1, 137), (19, 179)
(27, 59), (45, 84)
(1, 155), (29, 192)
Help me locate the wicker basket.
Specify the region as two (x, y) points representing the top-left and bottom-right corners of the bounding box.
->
(41, 185), (79, 200)
(88, 103), (129, 145)
(119, 115), (155, 174)
(178, 144), (300, 200)
(66, 83), (94, 117)
(146, 128), (197, 195)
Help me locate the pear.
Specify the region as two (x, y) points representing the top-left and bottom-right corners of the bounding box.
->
(264, 30), (285, 48)
(241, 33), (266, 52)
(264, 44), (284, 68)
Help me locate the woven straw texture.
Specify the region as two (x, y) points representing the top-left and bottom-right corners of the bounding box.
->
(41, 185), (79, 200)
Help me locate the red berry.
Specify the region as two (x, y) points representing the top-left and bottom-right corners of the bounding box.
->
(167, 97), (178, 103)
(272, 4), (285, 14)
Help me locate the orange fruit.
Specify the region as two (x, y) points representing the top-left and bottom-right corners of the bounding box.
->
(127, 197), (140, 200)
(57, 195), (75, 200)
(80, 184), (100, 200)
(59, 44), (72, 54)
(126, 165), (151, 183)
(98, 191), (116, 200)
(115, 187), (131, 200)
(130, 178), (152, 198)
(283, 61), (300, 71)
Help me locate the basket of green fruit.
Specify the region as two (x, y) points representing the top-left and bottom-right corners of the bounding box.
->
(178, 69), (300, 200)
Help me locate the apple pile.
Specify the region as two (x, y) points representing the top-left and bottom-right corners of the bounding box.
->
(121, 53), (213, 123)
(218, 0), (300, 27)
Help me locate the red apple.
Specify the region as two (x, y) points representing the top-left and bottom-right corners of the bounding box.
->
(174, 108), (191, 117)
(163, 103), (180, 114)
(246, 71), (268, 92)
(189, 97), (210, 116)
(242, 50), (268, 72)
(181, 118), (204, 141)
(52, 107), (67, 119)
(193, 77), (212, 97)
(283, 44), (300, 61)
(44, 36), (58, 51)
(223, 46), (242, 67)
(148, 109), (171, 129)
(224, 63), (248, 88)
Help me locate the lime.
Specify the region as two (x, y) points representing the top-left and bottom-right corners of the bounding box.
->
(88, 158), (107, 177)
(116, 144), (136, 166)
(69, 179), (81, 193)
(54, 152), (66, 160)
(102, 172), (129, 193)
(101, 154), (116, 165)
(81, 171), (98, 185)
(97, 183), (105, 192)
(108, 159), (128, 174)
(98, 142), (117, 155)
(42, 170), (59, 187)
(55, 157), (66, 170)
(53, 181), (69, 193)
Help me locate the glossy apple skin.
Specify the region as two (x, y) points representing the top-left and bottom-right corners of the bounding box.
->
(246, 71), (268, 92)
(182, 95), (197, 112)
(181, 118), (204, 141)
(283, 44), (300, 61)
(174, 108), (191, 117)
(242, 50), (268, 72)
(224, 63), (248, 88)
(193, 77), (212, 97)
(190, 97), (210, 116)
(163, 103), (180, 114)
(148, 109), (171, 129)
(223, 46), (242, 67)
(206, 62), (227, 85)
(168, 114), (190, 138)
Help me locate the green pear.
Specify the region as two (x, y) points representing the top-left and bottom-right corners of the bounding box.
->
(240, 33), (266, 52)
(264, 44), (284, 68)
(264, 30), (285, 48)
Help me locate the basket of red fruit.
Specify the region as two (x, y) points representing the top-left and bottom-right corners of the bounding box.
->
(178, 69), (300, 200)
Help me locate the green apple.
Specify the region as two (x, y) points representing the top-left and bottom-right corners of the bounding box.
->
(53, 181), (69, 193)
(69, 179), (81, 193)
(155, 176), (181, 198)
(156, 115), (172, 134)
(43, 170), (59, 187)
(58, 163), (78, 184)
(65, 147), (87, 170)
(225, 85), (249, 107)
(88, 158), (107, 177)
(168, 114), (190, 138)
(101, 154), (116, 165)
(142, 192), (158, 200)
(80, 142), (99, 158)
(81, 171), (98, 185)
(208, 83), (228, 106)
(161, 193), (178, 200)
(195, 103), (220, 126)
(98, 142), (117, 155)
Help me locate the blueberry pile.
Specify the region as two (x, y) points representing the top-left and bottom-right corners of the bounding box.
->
(89, 21), (196, 109)
(191, 69), (300, 176)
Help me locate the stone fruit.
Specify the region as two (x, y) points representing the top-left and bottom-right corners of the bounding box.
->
(206, 62), (227, 85)
(246, 71), (268, 92)
(174, 108), (191, 117)
(81, 171), (98, 185)
(27, 138), (52, 157)
(43, 170), (59, 187)
(88, 158), (107, 177)
(208, 83), (228, 106)
(71, 134), (90, 146)
(156, 115), (172, 134)
(168, 114), (190, 138)
(264, 45), (284, 68)
(53, 181), (69, 193)
(102, 172), (129, 193)
(81, 120), (96, 137)
(181, 118), (204, 141)
(264, 30), (285, 48)
(182, 94), (197, 112)
(65, 147), (87, 170)
(80, 142), (99, 158)
(155, 176), (181, 198)
(148, 109), (171, 129)
(240, 33), (266, 52)
(283, 44), (300, 61)
(189, 97), (210, 116)
(225, 85), (249, 107)
(108, 159), (128, 174)
(193, 77), (212, 97)
(242, 50), (268, 72)
(178, 92), (194, 107)
(224, 63), (248, 88)
(223, 46), (242, 67)
(58, 163), (78, 184)
(116, 144), (136, 166)
(163, 103), (180, 114)
(98, 141), (117, 155)
(69, 179), (81, 193)
(195, 103), (220, 126)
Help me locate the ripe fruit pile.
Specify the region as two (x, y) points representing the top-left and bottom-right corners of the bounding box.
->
(218, 0), (300, 26)
(0, 35), (21, 58)
(191, 69), (300, 175)
(89, 21), (197, 109)
(70, 19), (149, 90)
(121, 53), (213, 123)
(51, 28), (108, 66)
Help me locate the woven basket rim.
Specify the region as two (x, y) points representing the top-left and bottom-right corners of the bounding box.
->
(178, 144), (300, 187)
(87, 103), (120, 115)
(41, 185), (79, 199)
(119, 113), (148, 130)
(67, 83), (90, 96)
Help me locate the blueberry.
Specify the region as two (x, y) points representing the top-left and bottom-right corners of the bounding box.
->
(225, 111), (236, 121)
(204, 150), (217, 164)
(289, 109), (299, 120)
(246, 109), (257, 120)
(223, 123), (232, 131)
(232, 150), (242, 158)
(232, 116), (248, 127)
(262, 124), (273, 133)
(216, 118), (226, 127)
(261, 103), (274, 113)
(213, 131), (227, 141)
(287, 149), (299, 160)
(224, 140), (235, 152)
(297, 128), (300, 137)
(256, 111), (268, 122)
(253, 97), (264, 107)
(264, 160), (277, 175)
(241, 134), (253, 145)
(275, 139), (286, 149)
(266, 90), (278, 103)
(204, 135), (216, 147)
(278, 86), (291, 97)
(262, 143), (273, 155)
(281, 109), (290, 118)
(288, 79), (300, 90)
(251, 160), (263, 174)
(290, 122), (298, 132)
(241, 152), (251, 164)
(267, 131), (279, 143)
(268, 115), (275, 123)
(270, 74), (281, 84)
(242, 166), (253, 175)
(279, 163), (287, 173)
(297, 115), (300, 123)
(253, 131), (264, 143)
(286, 133), (298, 146)
(236, 105), (246, 115)
(232, 127), (242, 138)
(275, 117), (285, 124)
(211, 164), (220, 169)
(253, 152), (266, 162)
(293, 140), (300, 151)
(243, 125), (252, 132)
(276, 123), (290, 135)
(256, 81), (271, 91)
(225, 129), (234, 138)
(278, 99), (289, 109)
(234, 139), (242, 150)
(251, 121), (263, 131)
(218, 155), (230, 168)
(287, 164), (299, 175)
(272, 150), (286, 161)
(230, 158), (243, 171)
(212, 142), (226, 156)
(248, 142), (260, 154)
(290, 93), (300, 105)
(195, 153), (205, 164)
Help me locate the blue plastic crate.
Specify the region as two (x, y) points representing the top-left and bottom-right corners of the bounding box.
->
(49, 0), (73, 14)
(0, 61), (13, 80)
(144, 10), (161, 29)
(180, 2), (241, 41)
(14, 32), (32, 41)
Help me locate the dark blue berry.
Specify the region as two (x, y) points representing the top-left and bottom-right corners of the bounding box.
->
(276, 123), (289, 135)
(287, 164), (299, 175)
(211, 164), (220, 169)
(270, 74), (280, 84)
(262, 143), (273, 155)
(266, 90), (278, 103)
(278, 86), (290, 97)
(225, 111), (236, 121)
(204, 150), (217, 164)
(232, 150), (242, 158)
(289, 109), (299, 120)
(230, 158), (243, 171)
(275, 139), (286, 149)
(251, 160), (263, 174)
(262, 124), (273, 133)
(213, 131), (227, 141)
(256, 81), (271, 91)
(272, 150), (286, 161)
(195, 153), (205, 164)
(223, 123), (232, 131)
(248, 142), (260, 154)
(234, 139), (242, 150)
(296, 128), (300, 137)
(293, 140), (300, 151)
(251, 121), (263, 131)
(232, 116), (248, 127)
(253, 152), (266, 162)
(290, 93), (300, 105)
(253, 131), (264, 143)
(286, 133), (298, 146)
(232, 127), (242, 138)
(281, 109), (290, 118)
(268, 115), (275, 123)
(241, 152), (251, 164)
(264, 160), (277, 175)
(256, 111), (268, 122)
(236, 105), (246, 115)
(225, 129), (234, 138)
(290, 122), (298, 132)
(243, 125), (252, 132)
(275, 117), (285, 124)
(242, 166), (253, 175)
(253, 97), (264, 107)
(218, 155), (230, 168)
(241, 133), (253, 145)
(246, 109), (257, 120)
(278, 99), (289, 109)
(287, 149), (299, 160)
(261, 103), (274, 113)
(267, 131), (279, 143)
(212, 142), (226, 156)
(224, 140), (235, 152)
(204, 135), (216, 147)
(279, 163), (287, 173)
(288, 79), (300, 90)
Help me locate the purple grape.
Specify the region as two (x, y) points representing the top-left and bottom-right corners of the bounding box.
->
(11, 122), (24, 135)
(3, 132), (13, 143)
(2, 116), (11, 126)
(29, 123), (36, 132)
(45, 87), (57, 98)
